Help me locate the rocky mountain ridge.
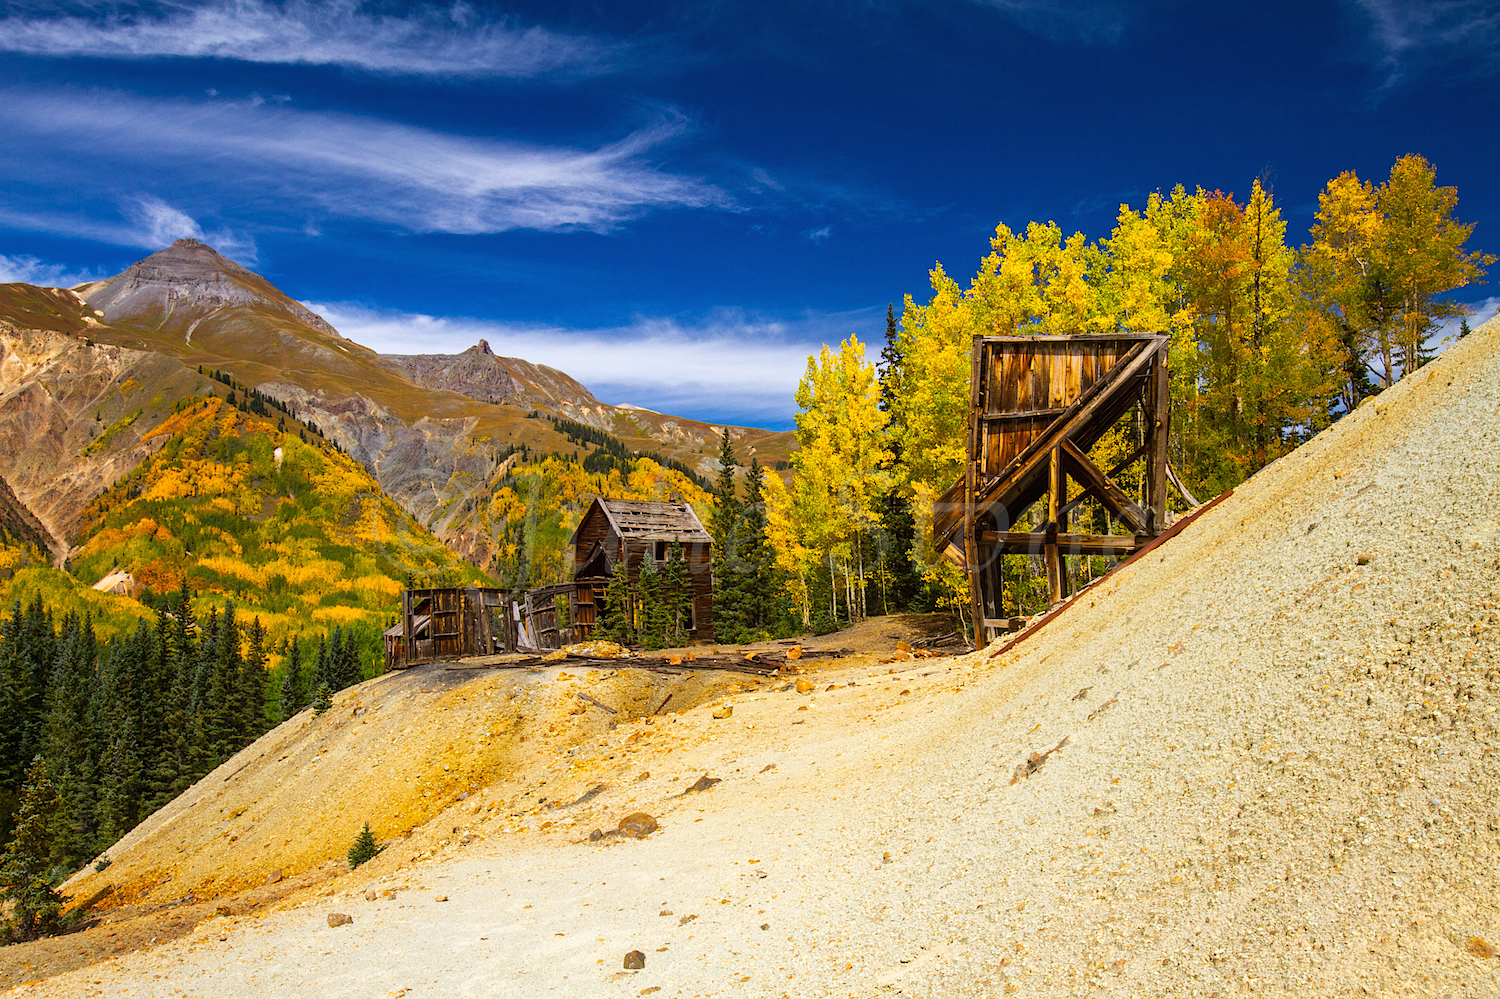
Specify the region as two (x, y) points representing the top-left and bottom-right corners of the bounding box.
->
(0, 240), (795, 570)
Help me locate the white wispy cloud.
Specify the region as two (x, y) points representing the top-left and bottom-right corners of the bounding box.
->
(306, 300), (881, 426)
(0, 87), (730, 238)
(1350, 0), (1500, 84)
(0, 198), (258, 260)
(0, 0), (624, 78)
(0, 253), (104, 287)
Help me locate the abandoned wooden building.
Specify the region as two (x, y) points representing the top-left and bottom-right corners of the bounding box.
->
(570, 497), (714, 641)
(934, 333), (1197, 647)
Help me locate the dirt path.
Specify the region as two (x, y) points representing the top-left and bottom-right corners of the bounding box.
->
(7, 319), (1500, 998)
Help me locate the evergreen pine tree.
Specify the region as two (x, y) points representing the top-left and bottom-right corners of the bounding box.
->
(314, 632), (330, 691)
(240, 618), (268, 741)
(347, 822), (382, 867)
(337, 628), (363, 689)
(873, 301), (921, 613)
(1459, 317), (1472, 339)
(708, 429), (751, 643)
(877, 303), (904, 414)
(662, 543), (690, 646)
(203, 604), (241, 763)
(312, 683), (333, 716)
(736, 459), (778, 638)
(710, 429), (740, 548)
(0, 758), (64, 940)
(594, 557), (633, 645)
(637, 557), (665, 650)
(279, 637), (309, 721)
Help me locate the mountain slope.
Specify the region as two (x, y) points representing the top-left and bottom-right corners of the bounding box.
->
(0, 319), (203, 556)
(12, 317), (1499, 998)
(0, 475), (54, 557)
(0, 241), (795, 571)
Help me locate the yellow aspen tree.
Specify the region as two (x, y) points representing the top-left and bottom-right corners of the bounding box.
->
(762, 471), (811, 627)
(791, 335), (891, 623)
(1303, 170), (1388, 405)
(1376, 154), (1494, 374)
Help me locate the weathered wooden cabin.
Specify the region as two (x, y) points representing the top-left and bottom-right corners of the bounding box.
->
(934, 333), (1197, 647)
(570, 497), (714, 641)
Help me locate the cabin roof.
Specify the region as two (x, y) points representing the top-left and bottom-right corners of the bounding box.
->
(577, 497), (711, 544)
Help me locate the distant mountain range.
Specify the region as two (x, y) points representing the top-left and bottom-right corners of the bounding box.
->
(0, 239), (794, 570)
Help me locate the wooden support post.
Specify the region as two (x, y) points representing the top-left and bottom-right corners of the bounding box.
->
(401, 588), (412, 667)
(966, 334), (985, 648)
(1046, 444), (1062, 605)
(1145, 342), (1170, 531)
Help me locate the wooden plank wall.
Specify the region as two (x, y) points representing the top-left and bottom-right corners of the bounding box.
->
(979, 339), (1133, 477)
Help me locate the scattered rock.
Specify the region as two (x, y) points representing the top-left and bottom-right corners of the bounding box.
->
(637, 771), (651, 781)
(640, 988), (661, 996)
(215, 905), (232, 917)
(760, 922), (771, 930)
(265, 870), (283, 885)
(786, 645), (802, 659)
(897, 640), (913, 652)
(679, 914), (697, 925)
(457, 792), (469, 801)
(659, 909), (673, 916)
(1010, 736), (1070, 784)
(760, 763), (777, 773)
(589, 829), (605, 841)
(685, 776), (721, 794)
(1072, 687), (1090, 701)
(1357, 553), (1373, 565)
(1468, 936), (1498, 959)
(435, 895), (448, 902)
(327, 913), (352, 927)
(882, 851), (892, 864)
(712, 703), (733, 719)
(796, 679), (814, 693)
(617, 812), (659, 838)
(365, 889), (378, 901)
(624, 949), (646, 970)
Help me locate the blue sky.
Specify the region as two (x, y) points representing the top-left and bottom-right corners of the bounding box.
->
(1, 0), (1497, 430)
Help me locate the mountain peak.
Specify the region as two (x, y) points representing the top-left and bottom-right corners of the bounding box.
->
(474, 339), (493, 355)
(79, 241), (340, 338)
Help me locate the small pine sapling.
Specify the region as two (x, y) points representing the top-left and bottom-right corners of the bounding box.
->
(347, 822), (383, 868)
(312, 683), (333, 715)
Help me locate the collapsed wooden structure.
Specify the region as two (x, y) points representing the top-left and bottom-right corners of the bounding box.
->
(571, 497), (714, 642)
(383, 583), (575, 669)
(384, 497), (717, 669)
(934, 333), (1196, 647)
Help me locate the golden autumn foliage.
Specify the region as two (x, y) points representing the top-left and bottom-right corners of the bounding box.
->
(769, 155), (1490, 625)
(50, 396), (487, 646)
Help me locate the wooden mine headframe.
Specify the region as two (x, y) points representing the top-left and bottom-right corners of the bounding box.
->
(934, 332), (1196, 647)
